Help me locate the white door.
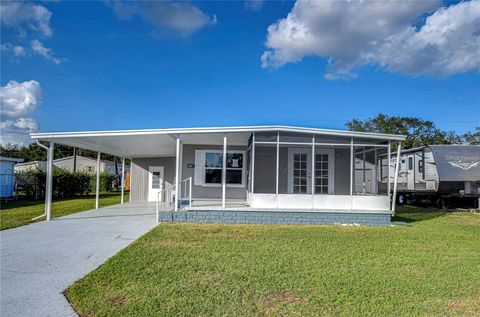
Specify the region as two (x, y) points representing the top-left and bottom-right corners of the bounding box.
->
(288, 148), (312, 194)
(406, 155), (415, 190)
(148, 166), (164, 202)
(314, 149), (334, 194)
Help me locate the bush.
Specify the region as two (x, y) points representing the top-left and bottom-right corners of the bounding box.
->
(15, 168), (94, 199)
(15, 168), (46, 199)
(53, 169), (92, 198)
(89, 172), (116, 193)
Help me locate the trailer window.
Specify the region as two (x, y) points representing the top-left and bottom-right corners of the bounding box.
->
(418, 160), (424, 173)
(408, 157), (413, 170)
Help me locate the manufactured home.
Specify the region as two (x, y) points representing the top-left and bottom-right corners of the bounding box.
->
(380, 145), (480, 208)
(14, 155), (128, 175)
(31, 126), (406, 226)
(0, 157), (23, 198)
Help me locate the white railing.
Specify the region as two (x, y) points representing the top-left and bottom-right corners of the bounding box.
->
(156, 177), (192, 223)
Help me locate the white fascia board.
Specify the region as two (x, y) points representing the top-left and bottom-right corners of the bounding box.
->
(30, 125), (406, 141)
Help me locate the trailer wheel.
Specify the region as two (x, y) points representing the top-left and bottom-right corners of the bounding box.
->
(397, 194), (406, 205)
(436, 197), (447, 210)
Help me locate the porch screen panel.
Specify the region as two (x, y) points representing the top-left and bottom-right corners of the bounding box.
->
(279, 144), (311, 194)
(354, 146), (380, 195)
(253, 145), (276, 193)
(376, 147), (389, 196)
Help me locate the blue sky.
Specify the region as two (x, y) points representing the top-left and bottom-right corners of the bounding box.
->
(1, 0), (479, 145)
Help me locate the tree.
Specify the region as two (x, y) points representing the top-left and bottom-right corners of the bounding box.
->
(345, 114), (462, 149)
(463, 127), (480, 145)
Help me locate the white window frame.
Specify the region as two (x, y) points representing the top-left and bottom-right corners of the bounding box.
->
(202, 150), (246, 188)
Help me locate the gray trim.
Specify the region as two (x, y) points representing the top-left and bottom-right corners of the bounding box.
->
(159, 210), (391, 226)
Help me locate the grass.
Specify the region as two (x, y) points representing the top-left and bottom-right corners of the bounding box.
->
(65, 206), (480, 316)
(0, 191), (129, 230)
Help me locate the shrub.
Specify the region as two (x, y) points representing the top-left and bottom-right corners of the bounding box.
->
(15, 168), (94, 199)
(89, 172), (116, 193)
(53, 169), (92, 198)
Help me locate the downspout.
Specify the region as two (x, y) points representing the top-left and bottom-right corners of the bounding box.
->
(32, 140), (49, 221)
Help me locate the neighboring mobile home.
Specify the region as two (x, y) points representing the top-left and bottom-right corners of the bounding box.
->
(0, 156), (23, 198)
(14, 155), (129, 175)
(31, 126), (406, 226)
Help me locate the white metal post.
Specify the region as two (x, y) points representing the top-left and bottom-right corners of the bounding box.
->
(276, 131), (280, 208)
(175, 136), (180, 211)
(222, 135), (227, 209)
(391, 142), (402, 213)
(121, 157), (125, 204)
(129, 159), (133, 202)
(387, 140), (391, 200)
(350, 138), (354, 196)
(311, 134), (315, 209)
(374, 148), (378, 195)
(362, 146), (366, 195)
(95, 151), (101, 209)
(45, 141), (54, 221)
(189, 177), (192, 207)
(251, 132), (255, 194)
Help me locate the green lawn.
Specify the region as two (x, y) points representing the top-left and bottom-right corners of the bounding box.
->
(0, 191), (129, 230)
(65, 206), (480, 316)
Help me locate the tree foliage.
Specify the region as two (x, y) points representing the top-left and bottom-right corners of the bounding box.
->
(346, 114), (476, 149)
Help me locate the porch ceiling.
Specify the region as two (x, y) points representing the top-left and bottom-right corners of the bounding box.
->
(30, 132), (251, 158)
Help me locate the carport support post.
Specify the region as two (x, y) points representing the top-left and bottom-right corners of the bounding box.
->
(276, 131), (279, 208)
(222, 135), (227, 209)
(121, 157), (125, 204)
(391, 142), (402, 213)
(95, 152), (101, 209)
(387, 140), (391, 199)
(45, 141), (54, 221)
(174, 136), (180, 212)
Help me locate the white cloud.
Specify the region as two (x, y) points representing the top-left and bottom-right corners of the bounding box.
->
(0, 80), (42, 145)
(0, 43), (25, 57)
(0, 1), (52, 37)
(0, 118), (38, 146)
(110, 1), (216, 36)
(0, 80), (42, 117)
(245, 0), (265, 12)
(31, 39), (65, 64)
(262, 0), (480, 79)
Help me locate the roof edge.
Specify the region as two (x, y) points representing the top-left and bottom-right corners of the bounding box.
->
(30, 125), (406, 141)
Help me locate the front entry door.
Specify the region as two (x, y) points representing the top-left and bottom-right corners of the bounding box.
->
(288, 148), (312, 194)
(148, 166), (164, 202)
(314, 150), (334, 194)
(406, 155), (415, 190)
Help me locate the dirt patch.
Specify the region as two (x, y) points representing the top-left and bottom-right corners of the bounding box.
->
(261, 291), (308, 315)
(110, 296), (129, 307)
(196, 273), (223, 288)
(446, 295), (480, 315)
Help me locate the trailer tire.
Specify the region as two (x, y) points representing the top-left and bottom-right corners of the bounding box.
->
(436, 197), (447, 210)
(397, 194), (406, 205)
(474, 198), (479, 209)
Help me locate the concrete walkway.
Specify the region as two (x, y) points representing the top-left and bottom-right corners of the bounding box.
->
(0, 202), (157, 317)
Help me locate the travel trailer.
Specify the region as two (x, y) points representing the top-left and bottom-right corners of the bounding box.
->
(380, 145), (480, 208)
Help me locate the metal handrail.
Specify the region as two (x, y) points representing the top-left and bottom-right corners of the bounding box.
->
(156, 177), (192, 223)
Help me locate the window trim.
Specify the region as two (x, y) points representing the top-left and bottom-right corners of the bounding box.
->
(202, 150), (246, 188)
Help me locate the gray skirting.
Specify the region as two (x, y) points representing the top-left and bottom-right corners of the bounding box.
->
(158, 210), (392, 226)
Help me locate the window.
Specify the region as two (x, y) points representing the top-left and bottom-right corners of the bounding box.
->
(152, 171), (161, 189)
(408, 157), (413, 170)
(418, 160), (424, 173)
(204, 151), (244, 186)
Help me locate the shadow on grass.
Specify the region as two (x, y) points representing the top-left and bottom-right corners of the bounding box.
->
(393, 205), (448, 223)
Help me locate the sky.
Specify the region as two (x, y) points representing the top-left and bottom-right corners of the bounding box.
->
(1, 0), (479, 145)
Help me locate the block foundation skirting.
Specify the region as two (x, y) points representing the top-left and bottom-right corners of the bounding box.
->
(159, 210), (392, 226)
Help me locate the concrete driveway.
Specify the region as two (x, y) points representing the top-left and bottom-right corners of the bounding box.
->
(0, 202), (157, 317)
